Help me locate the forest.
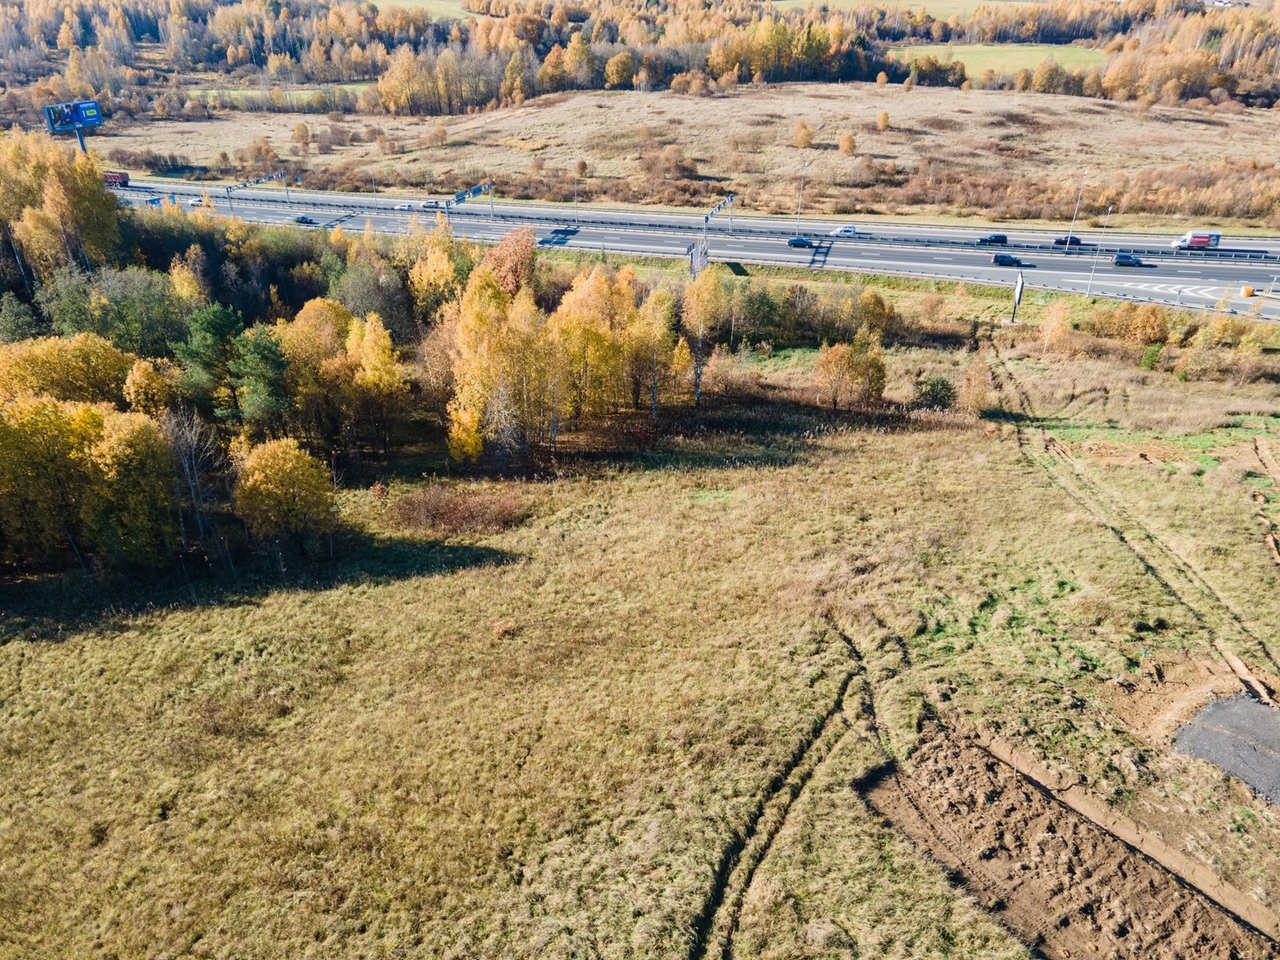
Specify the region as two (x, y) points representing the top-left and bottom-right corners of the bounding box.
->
(1, 0), (1278, 137)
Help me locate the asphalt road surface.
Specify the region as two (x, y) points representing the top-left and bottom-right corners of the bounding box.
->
(117, 179), (1280, 320)
(1175, 695), (1280, 806)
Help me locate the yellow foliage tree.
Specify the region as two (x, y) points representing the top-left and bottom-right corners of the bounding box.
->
(0, 131), (120, 281)
(550, 265), (629, 420)
(448, 266), (509, 461)
(0, 395), (104, 566)
(88, 411), (176, 567)
(347, 312), (408, 452)
(0, 333), (134, 405)
(624, 287), (676, 414)
(681, 266), (730, 408)
(233, 438), (336, 545)
(123, 358), (181, 417)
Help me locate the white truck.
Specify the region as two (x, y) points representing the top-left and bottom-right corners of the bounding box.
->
(1171, 230), (1222, 250)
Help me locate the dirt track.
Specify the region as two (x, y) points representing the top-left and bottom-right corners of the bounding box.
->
(863, 735), (1278, 959)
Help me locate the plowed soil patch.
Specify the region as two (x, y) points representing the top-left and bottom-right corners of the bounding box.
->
(863, 736), (1276, 959)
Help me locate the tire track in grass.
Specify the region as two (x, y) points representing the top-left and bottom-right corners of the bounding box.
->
(686, 624), (864, 960)
(988, 342), (1279, 689)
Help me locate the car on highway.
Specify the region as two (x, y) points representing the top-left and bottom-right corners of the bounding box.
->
(1111, 253), (1144, 267)
(976, 233), (1008, 245)
(293, 215), (316, 225)
(828, 224), (858, 237)
(992, 253), (1022, 267)
(393, 202), (413, 210)
(187, 197), (209, 207)
(787, 235), (814, 248)
(1053, 235), (1083, 246)
(420, 200), (440, 210)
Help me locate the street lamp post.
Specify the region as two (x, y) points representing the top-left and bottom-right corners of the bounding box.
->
(1085, 205), (1113, 297)
(796, 159), (813, 236)
(1067, 170), (1087, 254)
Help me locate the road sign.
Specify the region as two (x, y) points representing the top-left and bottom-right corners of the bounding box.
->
(690, 241), (709, 277)
(1009, 270), (1026, 325)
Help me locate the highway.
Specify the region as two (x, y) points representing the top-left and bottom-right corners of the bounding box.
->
(118, 179), (1280, 319)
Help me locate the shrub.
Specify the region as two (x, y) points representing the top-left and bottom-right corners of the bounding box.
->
(386, 484), (531, 534)
(913, 374), (956, 410)
(233, 439), (336, 545)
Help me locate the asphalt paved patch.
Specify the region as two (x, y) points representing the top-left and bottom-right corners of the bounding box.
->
(1175, 695), (1280, 805)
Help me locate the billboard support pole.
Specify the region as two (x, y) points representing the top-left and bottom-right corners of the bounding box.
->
(74, 129), (86, 153)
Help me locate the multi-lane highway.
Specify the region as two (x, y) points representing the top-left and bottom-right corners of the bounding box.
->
(117, 179), (1280, 319)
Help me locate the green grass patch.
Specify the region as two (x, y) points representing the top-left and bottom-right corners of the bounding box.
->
(376, 0), (472, 18)
(888, 42), (1106, 75)
(773, 0), (1022, 20)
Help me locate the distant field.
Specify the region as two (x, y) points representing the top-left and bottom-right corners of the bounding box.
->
(187, 82), (373, 105)
(102, 83), (1280, 229)
(889, 42), (1106, 74)
(773, 0), (1037, 20)
(376, 0), (472, 17)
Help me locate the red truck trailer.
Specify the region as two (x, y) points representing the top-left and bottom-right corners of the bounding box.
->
(1171, 231), (1221, 250)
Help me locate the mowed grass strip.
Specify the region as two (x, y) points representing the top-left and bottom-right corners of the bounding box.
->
(376, 0), (472, 17)
(773, 0), (1031, 20)
(888, 42), (1106, 74)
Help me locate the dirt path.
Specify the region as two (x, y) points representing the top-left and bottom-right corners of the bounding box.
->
(987, 343), (1279, 693)
(863, 733), (1280, 958)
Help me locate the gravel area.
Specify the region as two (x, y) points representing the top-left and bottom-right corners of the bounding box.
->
(1175, 695), (1280, 806)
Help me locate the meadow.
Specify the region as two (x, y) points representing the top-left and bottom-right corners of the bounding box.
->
(887, 41), (1105, 74)
(771, 0), (1035, 20)
(4, 298), (1280, 956)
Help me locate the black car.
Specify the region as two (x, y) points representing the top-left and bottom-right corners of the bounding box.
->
(977, 234), (1008, 245)
(1111, 253), (1143, 267)
(787, 235), (814, 248)
(293, 215), (316, 225)
(1053, 235), (1082, 246)
(992, 253), (1022, 266)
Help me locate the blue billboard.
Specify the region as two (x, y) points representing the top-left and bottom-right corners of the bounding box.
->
(43, 100), (103, 135)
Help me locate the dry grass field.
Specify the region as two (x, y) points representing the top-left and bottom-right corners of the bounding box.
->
(100, 83), (1280, 229)
(5, 301), (1280, 957)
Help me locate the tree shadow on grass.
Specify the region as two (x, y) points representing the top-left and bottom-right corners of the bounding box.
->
(563, 393), (971, 474)
(0, 532), (513, 644)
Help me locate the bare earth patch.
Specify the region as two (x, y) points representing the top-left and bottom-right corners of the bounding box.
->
(864, 734), (1279, 958)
